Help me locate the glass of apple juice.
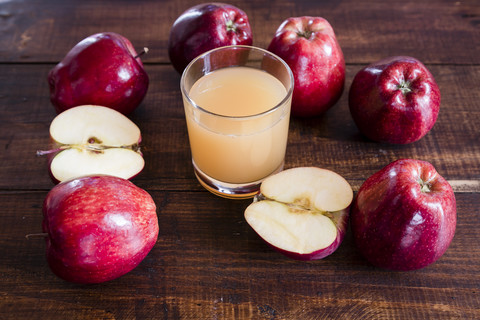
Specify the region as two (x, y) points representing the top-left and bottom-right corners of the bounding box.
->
(180, 45), (294, 199)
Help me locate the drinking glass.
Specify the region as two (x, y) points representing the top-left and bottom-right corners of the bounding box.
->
(181, 45), (293, 199)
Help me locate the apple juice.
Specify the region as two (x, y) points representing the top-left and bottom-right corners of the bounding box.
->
(184, 66), (291, 184)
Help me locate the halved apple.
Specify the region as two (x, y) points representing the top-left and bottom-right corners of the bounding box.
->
(39, 105), (144, 183)
(244, 167), (353, 260)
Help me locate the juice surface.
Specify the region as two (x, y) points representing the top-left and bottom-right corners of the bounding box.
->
(189, 66), (286, 117)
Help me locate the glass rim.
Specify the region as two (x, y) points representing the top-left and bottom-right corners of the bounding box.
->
(180, 45), (294, 120)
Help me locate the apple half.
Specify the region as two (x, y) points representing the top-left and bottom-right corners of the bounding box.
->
(244, 167), (353, 260)
(40, 105), (144, 183)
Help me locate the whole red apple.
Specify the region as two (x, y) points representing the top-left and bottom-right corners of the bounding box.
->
(48, 32), (149, 115)
(42, 175), (158, 283)
(349, 56), (440, 144)
(168, 3), (253, 74)
(267, 16), (345, 117)
(351, 159), (456, 271)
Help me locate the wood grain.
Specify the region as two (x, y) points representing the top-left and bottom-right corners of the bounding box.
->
(1, 191), (478, 319)
(0, 0), (479, 319)
(0, 0), (478, 64)
(1, 64), (479, 191)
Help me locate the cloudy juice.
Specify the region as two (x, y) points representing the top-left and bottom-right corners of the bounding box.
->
(184, 66), (291, 184)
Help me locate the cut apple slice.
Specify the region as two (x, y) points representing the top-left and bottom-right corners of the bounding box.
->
(245, 167), (353, 260)
(49, 105), (141, 146)
(43, 105), (144, 183)
(50, 148), (144, 182)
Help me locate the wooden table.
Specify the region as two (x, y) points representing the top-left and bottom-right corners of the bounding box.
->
(1, 0), (479, 319)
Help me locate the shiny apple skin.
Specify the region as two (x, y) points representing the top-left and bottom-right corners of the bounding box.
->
(168, 3), (253, 74)
(351, 159), (456, 271)
(267, 16), (345, 117)
(42, 175), (158, 283)
(349, 56), (440, 144)
(48, 32), (149, 115)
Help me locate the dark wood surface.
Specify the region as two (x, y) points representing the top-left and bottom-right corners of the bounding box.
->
(1, 0), (479, 319)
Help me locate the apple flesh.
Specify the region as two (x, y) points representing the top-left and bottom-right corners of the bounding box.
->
(244, 167), (353, 260)
(42, 175), (159, 283)
(267, 16), (345, 117)
(48, 32), (149, 115)
(39, 105), (144, 183)
(351, 159), (456, 270)
(168, 3), (253, 74)
(348, 56), (440, 144)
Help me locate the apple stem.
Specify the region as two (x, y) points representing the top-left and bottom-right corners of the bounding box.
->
(36, 146), (69, 156)
(134, 47), (149, 59)
(297, 30), (313, 39)
(253, 193), (266, 202)
(25, 233), (48, 240)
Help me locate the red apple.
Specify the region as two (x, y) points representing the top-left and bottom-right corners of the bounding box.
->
(349, 56), (440, 144)
(42, 175), (159, 284)
(245, 167), (353, 260)
(48, 32), (149, 115)
(168, 3), (253, 74)
(267, 16), (345, 117)
(351, 159), (456, 271)
(37, 105), (144, 183)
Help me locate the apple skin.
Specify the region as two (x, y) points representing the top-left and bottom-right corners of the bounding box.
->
(48, 32), (149, 115)
(351, 159), (456, 271)
(168, 3), (253, 74)
(348, 56), (440, 144)
(272, 207), (349, 261)
(42, 175), (158, 283)
(267, 16), (345, 117)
